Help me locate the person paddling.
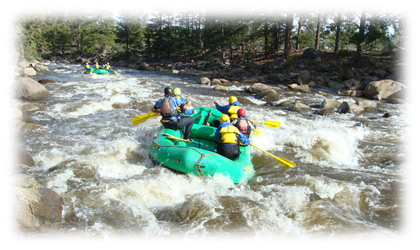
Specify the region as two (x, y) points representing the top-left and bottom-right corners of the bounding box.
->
(231, 108), (256, 139)
(84, 62), (93, 73)
(151, 86), (196, 140)
(214, 96), (242, 120)
(215, 114), (249, 160)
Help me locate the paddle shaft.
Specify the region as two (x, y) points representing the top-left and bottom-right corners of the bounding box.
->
(163, 133), (210, 149)
(249, 119), (281, 128)
(250, 143), (296, 168)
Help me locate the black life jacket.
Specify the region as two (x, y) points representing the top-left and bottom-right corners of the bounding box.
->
(237, 117), (251, 134)
(161, 97), (179, 118)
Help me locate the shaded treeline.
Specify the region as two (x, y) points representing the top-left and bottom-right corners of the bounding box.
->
(19, 11), (402, 65)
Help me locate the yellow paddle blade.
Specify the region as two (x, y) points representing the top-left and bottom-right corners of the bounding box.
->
(132, 112), (160, 125)
(252, 128), (262, 135)
(114, 71), (119, 74)
(249, 119), (281, 128)
(250, 143), (296, 168)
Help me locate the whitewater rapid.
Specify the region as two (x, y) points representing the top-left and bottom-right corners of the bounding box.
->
(17, 62), (406, 237)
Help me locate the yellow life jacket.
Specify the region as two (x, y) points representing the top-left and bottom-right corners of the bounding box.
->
(228, 105), (240, 120)
(220, 125), (240, 144)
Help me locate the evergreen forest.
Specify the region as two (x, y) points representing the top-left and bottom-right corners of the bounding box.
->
(19, 11), (403, 68)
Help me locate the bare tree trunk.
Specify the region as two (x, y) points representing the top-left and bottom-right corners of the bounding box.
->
(272, 22), (279, 53)
(264, 22), (269, 59)
(198, 12), (204, 55)
(334, 14), (342, 54)
(357, 11), (366, 57)
(284, 12), (293, 59)
(315, 14), (321, 50)
(296, 14), (302, 50)
(77, 19), (81, 51)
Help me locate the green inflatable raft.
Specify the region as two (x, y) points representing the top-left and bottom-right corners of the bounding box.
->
(149, 107), (255, 183)
(84, 69), (110, 75)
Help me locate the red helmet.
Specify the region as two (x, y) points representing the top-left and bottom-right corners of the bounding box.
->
(237, 108), (246, 117)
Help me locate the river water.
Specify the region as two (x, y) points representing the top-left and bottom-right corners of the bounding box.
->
(18, 63), (408, 239)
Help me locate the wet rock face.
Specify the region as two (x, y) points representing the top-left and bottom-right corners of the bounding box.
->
(15, 78), (51, 101)
(364, 79), (405, 100)
(15, 174), (64, 232)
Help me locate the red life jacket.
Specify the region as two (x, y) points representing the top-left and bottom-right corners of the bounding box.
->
(161, 97), (178, 118)
(237, 117), (251, 134)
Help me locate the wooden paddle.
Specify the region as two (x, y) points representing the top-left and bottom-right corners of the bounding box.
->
(250, 143), (296, 168)
(249, 119), (281, 128)
(132, 112), (160, 125)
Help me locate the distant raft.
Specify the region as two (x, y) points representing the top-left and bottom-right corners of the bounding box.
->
(148, 107), (254, 184)
(84, 69), (110, 75)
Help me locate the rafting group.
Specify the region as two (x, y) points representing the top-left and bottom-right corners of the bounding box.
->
(82, 62), (119, 75)
(132, 86), (295, 183)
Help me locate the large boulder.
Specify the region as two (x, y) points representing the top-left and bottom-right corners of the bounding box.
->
(302, 48), (323, 58)
(364, 79), (406, 100)
(15, 78), (50, 101)
(16, 148), (35, 167)
(269, 73), (288, 82)
(255, 89), (279, 102)
(15, 174), (64, 232)
(338, 90), (365, 97)
(21, 67), (37, 77)
(200, 77), (211, 85)
(297, 70), (311, 85)
(34, 64), (50, 72)
(213, 85), (229, 92)
(337, 101), (364, 115)
(246, 83), (272, 93)
(356, 99), (377, 110)
(320, 99), (341, 110)
(287, 102), (312, 113)
(287, 83), (311, 93)
(137, 62), (150, 70)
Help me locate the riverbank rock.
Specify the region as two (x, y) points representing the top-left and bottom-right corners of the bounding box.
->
(211, 78), (222, 85)
(15, 174), (64, 232)
(356, 99), (377, 110)
(287, 102), (312, 113)
(245, 83), (272, 93)
(21, 67), (37, 77)
(287, 83), (311, 93)
(337, 101), (364, 115)
(255, 88), (279, 102)
(321, 99), (341, 110)
(15, 78), (50, 101)
(38, 79), (56, 84)
(137, 62), (150, 70)
(364, 79), (405, 100)
(236, 96), (253, 105)
(214, 85), (229, 92)
(16, 148), (35, 167)
(34, 64), (50, 72)
(200, 77), (211, 85)
(338, 90), (364, 97)
(297, 70), (311, 84)
(314, 98), (342, 116)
